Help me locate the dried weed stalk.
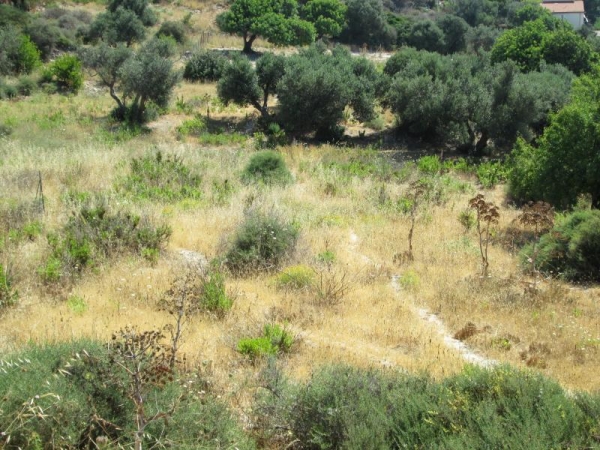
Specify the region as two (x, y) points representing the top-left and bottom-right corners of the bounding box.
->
(518, 201), (554, 290)
(469, 194), (500, 277)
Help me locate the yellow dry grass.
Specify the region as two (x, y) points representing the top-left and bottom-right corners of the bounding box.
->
(1, 78), (599, 406)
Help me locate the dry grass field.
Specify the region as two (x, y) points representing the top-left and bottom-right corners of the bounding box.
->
(1, 71), (599, 406)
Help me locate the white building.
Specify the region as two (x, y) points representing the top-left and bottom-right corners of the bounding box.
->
(541, 0), (586, 29)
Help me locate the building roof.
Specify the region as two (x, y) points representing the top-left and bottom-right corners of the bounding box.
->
(541, 0), (585, 14)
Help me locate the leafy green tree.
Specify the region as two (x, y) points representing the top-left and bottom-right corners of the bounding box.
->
(508, 2), (554, 27)
(465, 24), (500, 53)
(450, 0), (500, 27)
(386, 13), (413, 47)
(88, 7), (146, 46)
(277, 45), (379, 137)
(47, 54), (83, 93)
(301, 0), (347, 39)
(218, 52), (285, 120)
(407, 19), (445, 52)
(509, 69), (600, 208)
(107, 0), (156, 26)
(436, 14), (469, 54)
(491, 18), (594, 75)
(340, 0), (396, 49)
(0, 28), (41, 75)
(216, 0), (316, 53)
(80, 39), (179, 123)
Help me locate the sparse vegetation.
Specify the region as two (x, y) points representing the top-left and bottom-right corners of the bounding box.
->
(238, 323), (294, 360)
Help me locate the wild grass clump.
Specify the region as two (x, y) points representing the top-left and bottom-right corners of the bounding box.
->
(241, 150), (293, 186)
(274, 265), (314, 291)
(183, 50), (228, 82)
(521, 209), (600, 281)
(256, 364), (600, 449)
(322, 148), (401, 182)
(476, 160), (509, 188)
(119, 151), (202, 202)
(0, 339), (255, 449)
(238, 323), (294, 360)
(39, 203), (171, 282)
(0, 263), (18, 310)
(225, 211), (299, 275)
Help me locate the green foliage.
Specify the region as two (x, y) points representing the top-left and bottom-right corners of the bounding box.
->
(491, 19), (594, 75)
(340, 0), (396, 49)
(16, 75), (36, 96)
(216, 0), (316, 53)
(301, 0), (347, 38)
(183, 50), (227, 82)
(176, 114), (206, 137)
(258, 364), (600, 449)
(89, 7), (146, 46)
(277, 45), (379, 137)
(199, 265), (234, 316)
(521, 209), (600, 281)
(451, 0), (501, 27)
(436, 13), (469, 54)
(476, 160), (508, 188)
(0, 340), (255, 448)
(508, 69), (600, 209)
(66, 295), (87, 314)
(40, 203), (171, 281)
(417, 155), (443, 174)
(0, 27), (41, 75)
(241, 150), (293, 186)
(225, 210), (299, 274)
(156, 20), (186, 43)
(238, 323), (293, 359)
(275, 264), (314, 290)
(458, 209), (476, 232)
(47, 54), (83, 93)
(0, 263), (18, 310)
(120, 151), (203, 201)
(407, 19), (445, 53)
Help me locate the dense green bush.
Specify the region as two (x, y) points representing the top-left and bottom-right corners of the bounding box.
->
(257, 364), (600, 449)
(199, 265), (234, 316)
(520, 209), (600, 281)
(46, 54), (84, 93)
(238, 323), (294, 359)
(241, 150), (293, 186)
(156, 20), (186, 43)
(183, 50), (228, 82)
(40, 203), (171, 281)
(225, 211), (299, 274)
(0, 27), (41, 75)
(119, 151), (203, 201)
(0, 340), (255, 449)
(16, 75), (36, 96)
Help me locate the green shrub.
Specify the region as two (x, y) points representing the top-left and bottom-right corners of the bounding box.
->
(41, 203), (171, 281)
(0, 263), (18, 310)
(119, 151), (202, 201)
(183, 50), (227, 82)
(275, 264), (314, 290)
(238, 323), (293, 360)
(520, 209), (600, 281)
(0, 339), (255, 449)
(258, 364), (600, 449)
(458, 209), (476, 232)
(16, 75), (36, 96)
(47, 54), (83, 93)
(200, 265), (233, 316)
(476, 160), (509, 188)
(2, 83), (17, 99)
(176, 115), (206, 137)
(241, 150), (293, 186)
(156, 20), (186, 43)
(225, 211), (299, 275)
(417, 155), (443, 174)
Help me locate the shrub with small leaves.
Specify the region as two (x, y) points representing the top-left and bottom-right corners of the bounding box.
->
(119, 151), (202, 201)
(275, 264), (314, 291)
(183, 50), (228, 82)
(417, 155), (443, 174)
(476, 160), (509, 188)
(225, 211), (299, 275)
(47, 54), (84, 93)
(16, 75), (36, 96)
(241, 150), (293, 186)
(156, 20), (186, 43)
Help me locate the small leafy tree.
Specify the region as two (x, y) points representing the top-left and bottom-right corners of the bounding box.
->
(301, 0), (347, 39)
(469, 193), (500, 277)
(340, 0), (396, 48)
(216, 0), (316, 53)
(46, 54), (83, 93)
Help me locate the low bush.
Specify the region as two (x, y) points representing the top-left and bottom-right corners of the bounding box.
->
(238, 323), (293, 360)
(274, 264), (314, 291)
(156, 20), (186, 43)
(16, 75), (36, 96)
(176, 115), (206, 138)
(476, 160), (509, 188)
(119, 151), (202, 201)
(257, 364), (600, 449)
(0, 263), (17, 310)
(183, 50), (228, 82)
(199, 265), (234, 316)
(241, 150), (293, 186)
(0, 339), (255, 449)
(45, 54), (83, 93)
(417, 155), (443, 174)
(40, 203), (171, 281)
(225, 211), (299, 275)
(520, 209), (600, 281)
